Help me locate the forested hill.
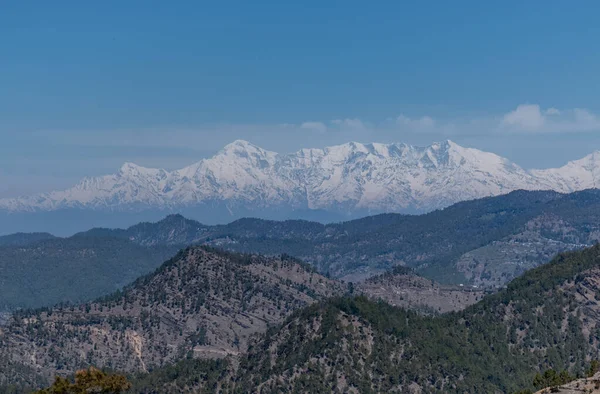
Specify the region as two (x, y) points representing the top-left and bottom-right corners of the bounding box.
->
(75, 188), (600, 284)
(0, 246), (345, 390)
(232, 244), (600, 393)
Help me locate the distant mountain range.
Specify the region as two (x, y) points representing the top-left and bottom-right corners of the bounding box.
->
(2, 139), (600, 234)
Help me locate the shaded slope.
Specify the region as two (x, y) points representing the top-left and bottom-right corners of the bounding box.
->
(0, 232), (56, 247)
(0, 237), (179, 311)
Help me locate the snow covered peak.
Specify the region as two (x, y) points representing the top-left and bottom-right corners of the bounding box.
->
(322, 141), (369, 159)
(215, 140), (278, 167)
(221, 140), (273, 156)
(222, 139), (253, 151)
(530, 150), (600, 192)
(570, 150), (600, 167)
(1, 139), (600, 216)
(119, 162), (151, 176)
(437, 140), (469, 157)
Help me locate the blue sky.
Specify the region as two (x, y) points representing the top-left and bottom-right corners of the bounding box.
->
(2, 1), (600, 197)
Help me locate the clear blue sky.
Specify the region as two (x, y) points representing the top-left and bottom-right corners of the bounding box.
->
(2, 1), (600, 197)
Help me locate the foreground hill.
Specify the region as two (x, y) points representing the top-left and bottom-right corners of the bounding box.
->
(232, 244), (600, 393)
(30, 243), (600, 393)
(0, 246), (344, 389)
(9, 244), (600, 392)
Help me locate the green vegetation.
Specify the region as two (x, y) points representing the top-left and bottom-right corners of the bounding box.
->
(234, 244), (600, 393)
(532, 369), (575, 391)
(35, 367), (130, 394)
(128, 358), (230, 393)
(237, 296), (534, 393)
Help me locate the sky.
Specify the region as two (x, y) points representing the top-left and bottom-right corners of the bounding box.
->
(2, 1), (600, 197)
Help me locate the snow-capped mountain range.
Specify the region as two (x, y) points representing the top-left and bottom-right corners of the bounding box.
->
(2, 140), (600, 216)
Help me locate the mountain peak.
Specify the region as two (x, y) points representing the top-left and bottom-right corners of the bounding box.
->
(219, 140), (277, 161)
(222, 139), (262, 152)
(118, 162), (158, 176)
(119, 162), (139, 172)
(162, 213), (186, 221)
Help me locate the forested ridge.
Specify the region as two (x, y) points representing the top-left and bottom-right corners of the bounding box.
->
(73, 189), (600, 284)
(232, 244), (600, 393)
(4, 189), (600, 314)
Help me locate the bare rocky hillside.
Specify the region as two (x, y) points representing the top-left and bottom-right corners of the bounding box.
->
(0, 246), (344, 387)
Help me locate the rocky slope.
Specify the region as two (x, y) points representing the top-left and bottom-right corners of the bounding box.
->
(4, 140), (600, 234)
(0, 246), (345, 388)
(356, 267), (485, 314)
(532, 372), (600, 394)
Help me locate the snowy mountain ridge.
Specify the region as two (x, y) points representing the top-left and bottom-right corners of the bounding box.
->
(2, 139), (600, 215)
